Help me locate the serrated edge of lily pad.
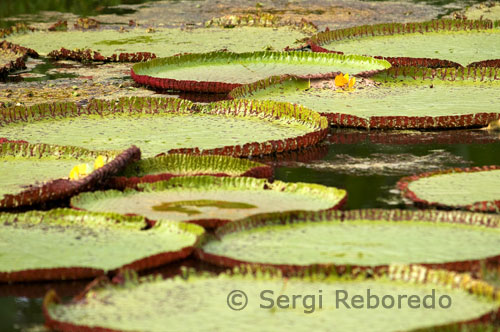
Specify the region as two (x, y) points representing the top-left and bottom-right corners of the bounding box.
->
(0, 142), (140, 210)
(105, 154), (273, 190)
(42, 264), (500, 332)
(196, 208), (500, 273)
(309, 19), (500, 68)
(71, 176), (347, 229)
(230, 70), (500, 129)
(0, 40), (39, 78)
(397, 165), (500, 213)
(1, 97), (328, 158)
(48, 47), (156, 63)
(131, 51), (391, 93)
(0, 209), (204, 282)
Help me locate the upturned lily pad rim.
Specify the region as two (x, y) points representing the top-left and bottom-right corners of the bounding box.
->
(0, 208), (204, 282)
(43, 264), (500, 332)
(308, 19), (500, 68)
(196, 208), (500, 273)
(131, 50), (391, 93)
(0, 40), (38, 78)
(229, 68), (500, 129)
(397, 165), (500, 213)
(106, 153), (273, 190)
(0, 142), (140, 210)
(1, 97), (329, 158)
(71, 176), (348, 229)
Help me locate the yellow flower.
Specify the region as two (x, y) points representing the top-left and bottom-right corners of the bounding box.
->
(334, 73), (356, 91)
(69, 163), (91, 180)
(94, 155), (106, 170)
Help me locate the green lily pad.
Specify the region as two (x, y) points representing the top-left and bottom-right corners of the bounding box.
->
(131, 51), (391, 93)
(44, 265), (500, 332)
(230, 67), (500, 129)
(71, 176), (347, 228)
(309, 19), (500, 67)
(0, 209), (204, 282)
(0, 97), (328, 158)
(107, 154), (273, 189)
(398, 166), (500, 213)
(198, 209), (500, 271)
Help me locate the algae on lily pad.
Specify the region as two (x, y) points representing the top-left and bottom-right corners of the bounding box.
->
(107, 154), (273, 190)
(198, 209), (500, 271)
(0, 209), (204, 282)
(0, 97), (328, 158)
(71, 176), (347, 228)
(398, 165), (500, 213)
(44, 265), (500, 332)
(131, 51), (391, 93)
(230, 67), (500, 129)
(309, 19), (500, 67)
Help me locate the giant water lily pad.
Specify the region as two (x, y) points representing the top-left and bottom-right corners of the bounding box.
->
(43, 265), (500, 332)
(71, 176), (347, 228)
(0, 97), (328, 158)
(198, 209), (500, 272)
(107, 154), (273, 190)
(398, 166), (500, 213)
(0, 209), (204, 282)
(230, 67), (500, 129)
(131, 51), (391, 93)
(0, 142), (140, 209)
(309, 19), (500, 67)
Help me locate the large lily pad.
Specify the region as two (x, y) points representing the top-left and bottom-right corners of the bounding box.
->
(398, 165), (500, 213)
(0, 97), (328, 158)
(71, 176), (347, 228)
(131, 51), (391, 93)
(0, 209), (204, 282)
(197, 209), (500, 272)
(106, 154), (273, 190)
(230, 67), (500, 129)
(43, 265), (500, 332)
(309, 19), (500, 67)
(0, 142), (140, 210)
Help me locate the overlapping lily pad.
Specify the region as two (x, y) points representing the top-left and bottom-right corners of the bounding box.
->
(398, 165), (500, 213)
(0, 97), (328, 158)
(0, 40), (38, 78)
(0, 209), (204, 282)
(0, 142), (140, 210)
(309, 19), (500, 67)
(197, 209), (500, 272)
(106, 154), (273, 190)
(71, 176), (347, 228)
(131, 51), (391, 93)
(230, 67), (500, 129)
(43, 265), (500, 332)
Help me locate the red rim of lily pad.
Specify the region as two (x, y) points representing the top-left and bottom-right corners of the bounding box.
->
(397, 165), (500, 213)
(130, 51), (391, 93)
(0, 40), (39, 78)
(42, 264), (500, 332)
(0, 143), (141, 210)
(196, 208), (500, 274)
(48, 47), (156, 63)
(308, 19), (499, 68)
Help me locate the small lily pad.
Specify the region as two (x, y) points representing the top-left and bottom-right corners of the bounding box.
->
(198, 209), (500, 272)
(0, 209), (204, 282)
(0, 97), (328, 158)
(131, 51), (391, 93)
(71, 176), (347, 228)
(44, 265), (500, 331)
(398, 165), (500, 213)
(107, 154), (273, 189)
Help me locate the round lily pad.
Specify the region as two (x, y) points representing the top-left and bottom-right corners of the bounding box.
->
(197, 209), (500, 272)
(0, 142), (140, 210)
(309, 19), (500, 67)
(0, 209), (204, 282)
(0, 97), (328, 158)
(106, 154), (273, 190)
(43, 265), (500, 332)
(398, 165), (500, 213)
(71, 176), (347, 228)
(131, 51), (391, 93)
(230, 67), (500, 129)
